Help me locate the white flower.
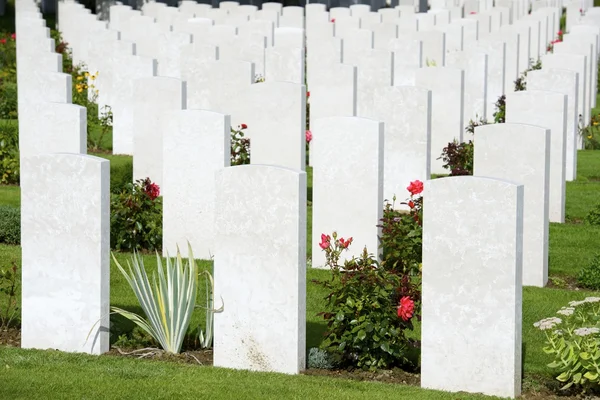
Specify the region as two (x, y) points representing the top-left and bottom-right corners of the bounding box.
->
(585, 297), (600, 303)
(557, 307), (575, 316)
(534, 317), (562, 330)
(569, 300), (587, 307)
(574, 327), (600, 337)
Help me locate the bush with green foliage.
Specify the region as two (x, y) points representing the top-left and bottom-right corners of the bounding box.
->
(0, 121), (19, 184)
(314, 234), (420, 371)
(535, 297), (600, 390)
(0, 31), (17, 83)
(0, 261), (19, 331)
(378, 181), (423, 276)
(578, 254), (600, 290)
(231, 124), (250, 166)
(110, 177), (162, 252)
(0, 81), (17, 119)
(307, 347), (337, 370)
(0, 206), (19, 245)
(110, 158), (133, 194)
(587, 203), (600, 226)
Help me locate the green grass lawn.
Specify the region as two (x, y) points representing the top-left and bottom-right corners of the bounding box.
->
(0, 347), (499, 400)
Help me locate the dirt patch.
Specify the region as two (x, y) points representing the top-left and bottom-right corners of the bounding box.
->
(547, 275), (587, 291)
(105, 347), (213, 366)
(303, 367), (420, 386)
(0, 327), (20, 347)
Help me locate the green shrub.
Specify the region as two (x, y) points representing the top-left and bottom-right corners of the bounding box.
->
(0, 81), (18, 119)
(307, 347), (337, 370)
(378, 181), (423, 276)
(0, 120), (19, 185)
(110, 158), (133, 194)
(315, 236), (420, 371)
(586, 203), (600, 226)
(578, 254), (600, 290)
(0, 205), (20, 245)
(535, 297), (600, 390)
(110, 177), (162, 252)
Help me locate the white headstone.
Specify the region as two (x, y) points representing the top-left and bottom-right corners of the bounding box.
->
(132, 77), (186, 187)
(21, 154), (110, 355)
(163, 110), (230, 259)
(415, 67), (465, 174)
(528, 69), (579, 182)
(474, 123), (550, 287)
(506, 90), (567, 223)
(422, 176), (523, 399)
(368, 86), (432, 204)
(214, 165), (306, 374)
(239, 82), (306, 171)
(312, 116), (383, 268)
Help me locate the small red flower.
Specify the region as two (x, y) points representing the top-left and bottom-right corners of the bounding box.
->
(144, 181), (160, 200)
(408, 200), (415, 209)
(338, 237), (353, 249)
(307, 91), (310, 98)
(319, 234), (331, 250)
(11, 33), (15, 40)
(469, 11), (477, 14)
(330, 18), (335, 23)
(305, 130), (312, 143)
(406, 180), (424, 196)
(397, 296), (415, 321)
(240, 123), (248, 129)
(0, 39), (6, 45)
(558, 30), (563, 36)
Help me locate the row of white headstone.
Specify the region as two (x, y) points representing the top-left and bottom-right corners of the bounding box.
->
(15, 0), (600, 398)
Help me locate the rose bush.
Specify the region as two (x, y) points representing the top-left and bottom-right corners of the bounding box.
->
(314, 232), (420, 371)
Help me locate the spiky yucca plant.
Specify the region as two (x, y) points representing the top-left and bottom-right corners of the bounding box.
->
(111, 244), (198, 354)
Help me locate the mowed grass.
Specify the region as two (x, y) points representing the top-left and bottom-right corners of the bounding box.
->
(0, 347), (500, 400)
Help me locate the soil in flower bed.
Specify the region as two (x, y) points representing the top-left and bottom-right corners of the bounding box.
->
(0, 327), (20, 347)
(106, 347), (213, 366)
(303, 367), (420, 386)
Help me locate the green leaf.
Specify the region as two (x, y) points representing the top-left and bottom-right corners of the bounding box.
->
(357, 330), (367, 341)
(573, 372), (582, 384)
(335, 311), (344, 322)
(380, 342), (391, 354)
(584, 371), (599, 381)
(556, 371), (571, 382)
(580, 352), (590, 360)
(346, 298), (354, 308)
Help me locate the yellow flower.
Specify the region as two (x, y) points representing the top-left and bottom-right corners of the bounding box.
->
(588, 135), (593, 139)
(77, 76), (83, 81)
(90, 75), (96, 80)
(77, 88), (83, 93)
(84, 72), (89, 77)
(594, 121), (599, 126)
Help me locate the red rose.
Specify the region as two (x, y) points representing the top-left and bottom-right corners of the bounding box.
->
(319, 234), (331, 250)
(338, 237), (353, 249)
(397, 296), (415, 321)
(330, 18), (335, 23)
(11, 33), (15, 40)
(558, 30), (563, 36)
(305, 130), (312, 143)
(144, 181), (160, 200)
(240, 123), (248, 129)
(406, 180), (424, 195)
(0, 39), (6, 45)
(408, 200), (415, 209)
